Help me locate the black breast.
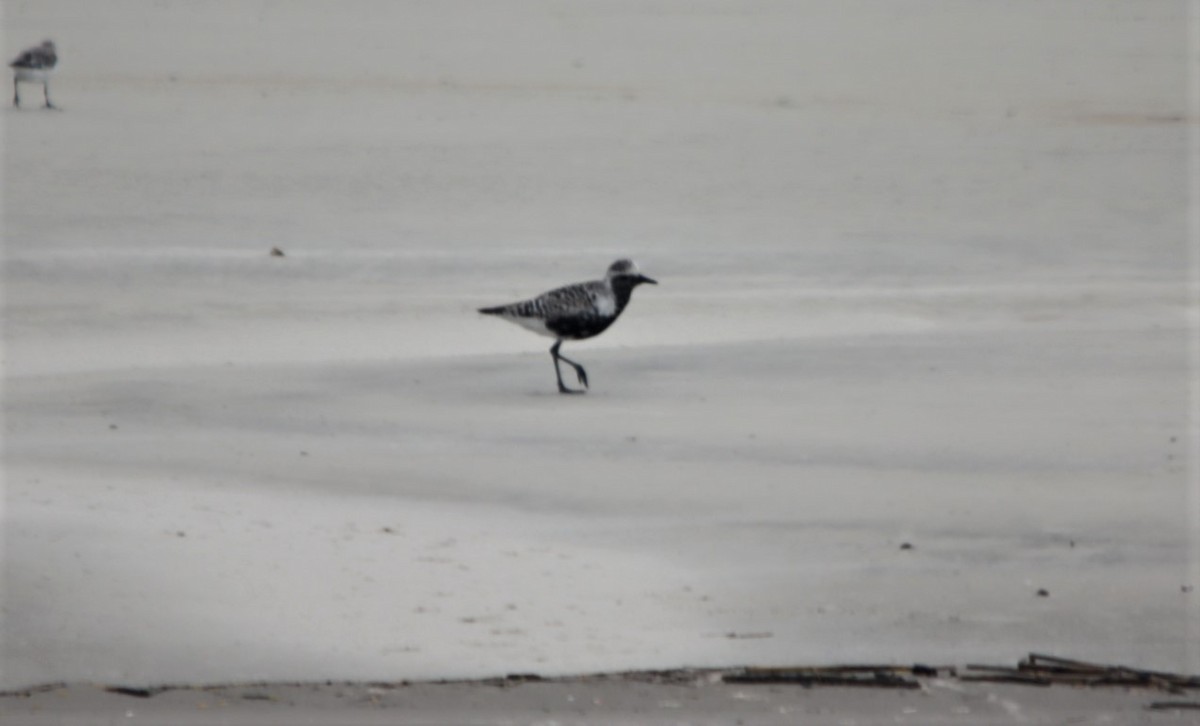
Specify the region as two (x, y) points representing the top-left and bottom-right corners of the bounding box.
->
(546, 314), (616, 340)
(547, 276), (640, 340)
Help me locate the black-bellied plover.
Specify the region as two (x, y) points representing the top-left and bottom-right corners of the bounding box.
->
(479, 259), (657, 394)
(10, 40), (57, 109)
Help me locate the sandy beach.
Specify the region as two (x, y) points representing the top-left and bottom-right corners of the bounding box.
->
(3, 0), (1198, 722)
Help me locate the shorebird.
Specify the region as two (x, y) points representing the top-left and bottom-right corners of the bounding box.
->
(10, 40), (57, 109)
(479, 259), (657, 394)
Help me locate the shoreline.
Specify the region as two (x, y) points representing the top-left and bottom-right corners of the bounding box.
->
(4, 656), (1199, 726)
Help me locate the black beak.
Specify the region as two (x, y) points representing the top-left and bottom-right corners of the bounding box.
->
(638, 274), (658, 285)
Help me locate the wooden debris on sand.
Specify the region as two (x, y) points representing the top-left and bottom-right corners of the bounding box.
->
(960, 653), (1200, 693)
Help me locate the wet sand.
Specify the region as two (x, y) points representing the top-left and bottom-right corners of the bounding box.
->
(3, 0), (1197, 710)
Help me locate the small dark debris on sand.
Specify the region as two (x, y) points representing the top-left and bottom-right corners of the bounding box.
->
(724, 631), (773, 640)
(1149, 701), (1200, 710)
(103, 686), (161, 698)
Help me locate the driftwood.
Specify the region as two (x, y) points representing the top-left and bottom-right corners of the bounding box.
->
(723, 653), (1200, 693)
(958, 653), (1200, 693)
(723, 664), (948, 689)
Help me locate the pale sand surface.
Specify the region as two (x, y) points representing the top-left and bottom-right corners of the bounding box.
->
(2, 0), (1198, 715)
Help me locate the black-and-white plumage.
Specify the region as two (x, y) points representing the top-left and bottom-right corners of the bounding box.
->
(10, 40), (57, 109)
(479, 259), (657, 393)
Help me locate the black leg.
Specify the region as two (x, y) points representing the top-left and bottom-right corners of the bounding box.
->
(550, 341), (587, 394)
(43, 82), (54, 109)
(558, 351), (588, 389)
(13, 78), (19, 108)
(550, 341), (569, 393)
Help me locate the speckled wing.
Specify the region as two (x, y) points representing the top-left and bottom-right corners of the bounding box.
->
(479, 280), (614, 339)
(10, 47), (56, 70)
(481, 281), (592, 317)
(534, 281), (609, 318)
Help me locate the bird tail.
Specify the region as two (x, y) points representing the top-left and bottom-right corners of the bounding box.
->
(478, 306), (505, 315)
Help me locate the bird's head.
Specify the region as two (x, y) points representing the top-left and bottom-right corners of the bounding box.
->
(606, 258), (657, 287)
